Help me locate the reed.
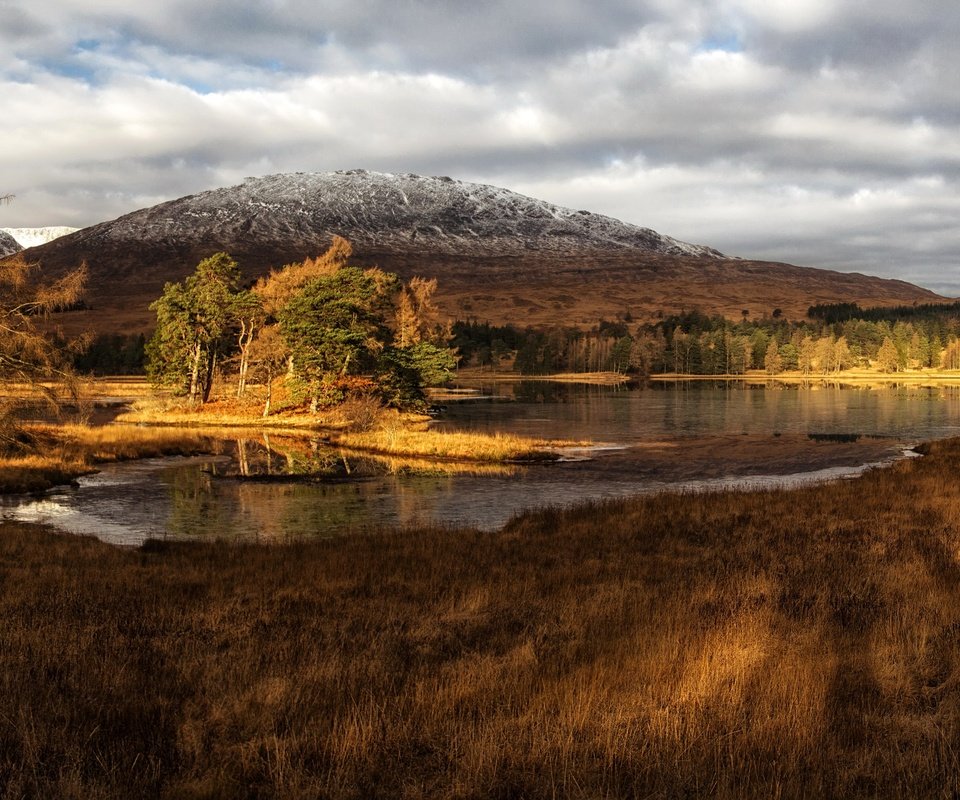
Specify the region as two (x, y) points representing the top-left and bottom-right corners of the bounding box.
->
(4, 439), (960, 796)
(0, 423), (216, 492)
(333, 426), (569, 461)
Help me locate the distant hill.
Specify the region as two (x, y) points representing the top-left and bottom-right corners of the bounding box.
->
(1, 227), (79, 250)
(13, 170), (945, 333)
(0, 231), (21, 258)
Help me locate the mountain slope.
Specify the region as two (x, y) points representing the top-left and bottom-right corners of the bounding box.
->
(15, 170), (945, 332)
(0, 230), (22, 258)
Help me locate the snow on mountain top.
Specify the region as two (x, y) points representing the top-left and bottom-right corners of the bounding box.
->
(0, 230), (22, 258)
(121, 170), (724, 259)
(2, 227), (79, 249)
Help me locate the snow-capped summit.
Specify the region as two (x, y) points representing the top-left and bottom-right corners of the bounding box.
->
(1, 227), (79, 249)
(39, 170), (723, 261)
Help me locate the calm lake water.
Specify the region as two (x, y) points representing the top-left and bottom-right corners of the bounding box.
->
(3, 381), (958, 545)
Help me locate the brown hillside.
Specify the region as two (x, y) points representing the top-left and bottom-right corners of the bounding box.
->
(8, 171), (946, 333)
(23, 247), (945, 336)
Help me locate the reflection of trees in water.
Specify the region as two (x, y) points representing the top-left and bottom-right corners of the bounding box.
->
(230, 435), (349, 478)
(513, 382), (567, 404)
(166, 465), (235, 540)
(163, 462), (385, 540)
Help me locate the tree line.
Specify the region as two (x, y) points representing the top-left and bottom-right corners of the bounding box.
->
(145, 238), (455, 413)
(453, 305), (960, 376)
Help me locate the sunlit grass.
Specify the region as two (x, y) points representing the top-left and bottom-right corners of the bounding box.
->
(0, 423), (216, 492)
(115, 393), (572, 462)
(333, 426), (573, 462)
(4, 440), (960, 795)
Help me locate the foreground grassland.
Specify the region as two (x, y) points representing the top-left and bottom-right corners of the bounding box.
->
(4, 439), (960, 797)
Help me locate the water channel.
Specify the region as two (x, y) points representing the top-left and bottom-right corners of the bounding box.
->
(4, 381), (960, 546)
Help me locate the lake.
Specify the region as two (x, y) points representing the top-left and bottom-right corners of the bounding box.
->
(3, 381), (957, 545)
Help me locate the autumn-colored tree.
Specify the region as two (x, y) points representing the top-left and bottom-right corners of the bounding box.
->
(254, 236), (352, 317)
(764, 339), (783, 375)
(0, 254), (87, 446)
(394, 276), (441, 347)
(876, 337), (901, 373)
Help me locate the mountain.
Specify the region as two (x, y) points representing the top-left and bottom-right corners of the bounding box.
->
(0, 231), (21, 258)
(1, 227), (79, 249)
(14, 170), (945, 333)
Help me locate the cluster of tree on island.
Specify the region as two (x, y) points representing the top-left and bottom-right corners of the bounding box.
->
(142, 238), (455, 413)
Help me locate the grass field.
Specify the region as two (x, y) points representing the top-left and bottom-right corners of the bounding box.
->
(3, 438), (960, 796)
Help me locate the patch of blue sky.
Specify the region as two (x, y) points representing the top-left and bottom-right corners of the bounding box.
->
(74, 39), (102, 52)
(156, 56), (291, 94)
(696, 34), (743, 53)
(156, 74), (217, 94)
(36, 56), (100, 85)
(261, 58), (287, 73)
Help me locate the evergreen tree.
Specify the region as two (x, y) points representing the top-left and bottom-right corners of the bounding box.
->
(146, 252), (241, 403)
(279, 266), (398, 409)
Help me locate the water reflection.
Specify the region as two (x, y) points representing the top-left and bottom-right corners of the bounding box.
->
(438, 381), (960, 441)
(3, 382), (960, 546)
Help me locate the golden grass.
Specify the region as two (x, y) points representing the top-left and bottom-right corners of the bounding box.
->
(653, 367), (960, 384)
(0, 424), (216, 492)
(5, 439), (960, 795)
(332, 426), (572, 462)
(114, 393), (344, 428)
(116, 394), (570, 462)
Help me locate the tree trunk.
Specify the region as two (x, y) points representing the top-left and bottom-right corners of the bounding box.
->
(236, 320), (255, 397)
(237, 348), (248, 397)
(202, 348), (217, 403)
(262, 373), (273, 417)
(188, 340), (203, 405)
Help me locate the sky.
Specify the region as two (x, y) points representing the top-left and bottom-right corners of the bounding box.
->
(2, 1), (960, 295)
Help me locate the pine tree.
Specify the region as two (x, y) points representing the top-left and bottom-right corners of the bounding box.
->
(146, 252), (241, 403)
(279, 266), (398, 410)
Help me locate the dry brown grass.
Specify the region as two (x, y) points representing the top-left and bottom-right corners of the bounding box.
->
(117, 396), (569, 462)
(0, 424), (215, 492)
(4, 440), (960, 796)
(332, 425), (572, 462)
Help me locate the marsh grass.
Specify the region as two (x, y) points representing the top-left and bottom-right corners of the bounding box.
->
(0, 424), (216, 492)
(117, 396), (569, 462)
(4, 440), (960, 796)
(332, 426), (570, 462)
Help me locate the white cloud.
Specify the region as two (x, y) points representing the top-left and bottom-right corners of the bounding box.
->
(1, 0), (960, 293)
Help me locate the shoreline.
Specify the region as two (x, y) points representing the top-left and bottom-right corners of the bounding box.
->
(451, 367), (960, 384)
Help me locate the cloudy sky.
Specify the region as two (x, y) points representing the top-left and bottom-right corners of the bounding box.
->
(3, 0), (960, 294)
